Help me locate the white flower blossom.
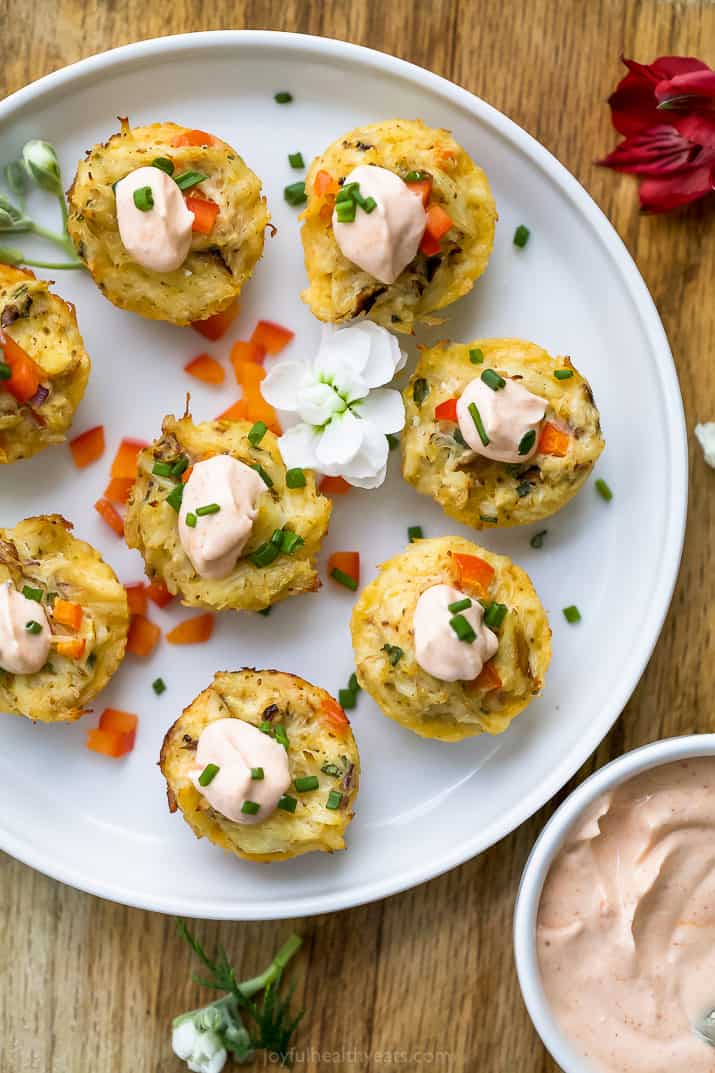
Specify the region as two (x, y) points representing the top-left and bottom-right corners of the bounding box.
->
(695, 423), (715, 469)
(172, 1017), (227, 1073)
(261, 321), (406, 489)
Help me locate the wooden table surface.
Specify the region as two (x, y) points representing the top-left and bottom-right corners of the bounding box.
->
(2, 2), (714, 1071)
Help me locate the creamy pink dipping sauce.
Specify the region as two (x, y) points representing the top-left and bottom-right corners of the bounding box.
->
(537, 758), (715, 1073)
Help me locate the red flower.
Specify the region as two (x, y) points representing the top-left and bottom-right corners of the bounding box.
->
(599, 55), (715, 212)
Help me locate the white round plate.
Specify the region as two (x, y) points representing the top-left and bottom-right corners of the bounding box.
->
(0, 31), (686, 919)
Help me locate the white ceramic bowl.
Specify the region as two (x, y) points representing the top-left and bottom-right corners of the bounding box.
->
(514, 733), (715, 1072)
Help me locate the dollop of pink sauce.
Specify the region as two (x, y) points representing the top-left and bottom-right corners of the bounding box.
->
(115, 166), (194, 273)
(412, 583), (498, 682)
(456, 376), (547, 464)
(537, 758), (715, 1073)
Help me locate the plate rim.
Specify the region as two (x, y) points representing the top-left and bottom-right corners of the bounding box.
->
(0, 29), (688, 919)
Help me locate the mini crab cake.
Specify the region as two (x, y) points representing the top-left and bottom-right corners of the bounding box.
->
(0, 515), (129, 723)
(351, 536), (550, 741)
(301, 119), (496, 333)
(0, 266), (90, 464)
(67, 120), (269, 323)
(160, 669), (360, 861)
(402, 339), (604, 529)
(125, 414), (332, 612)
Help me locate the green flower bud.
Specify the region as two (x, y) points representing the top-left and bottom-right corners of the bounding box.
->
(0, 246), (25, 265)
(22, 140), (63, 196)
(0, 196), (30, 232)
(4, 160), (28, 199)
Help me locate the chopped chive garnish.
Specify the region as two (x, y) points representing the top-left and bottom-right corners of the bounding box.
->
(133, 186), (154, 211)
(481, 368), (506, 391)
(152, 677), (166, 695)
(382, 643), (403, 666)
(321, 762), (342, 777)
(274, 91), (293, 103)
(152, 157), (174, 175)
(278, 794), (297, 812)
(279, 530), (304, 555)
(25, 620), (42, 634)
(326, 790), (343, 810)
(250, 463), (273, 488)
(563, 605), (581, 624)
(0, 362), (11, 380)
(450, 614), (477, 643)
(250, 767), (264, 780)
(386, 433), (399, 450)
(174, 170), (208, 191)
(285, 467), (306, 488)
(554, 369), (573, 380)
(270, 528), (286, 547)
(480, 514), (498, 524)
(196, 503), (220, 516)
(484, 602), (508, 628)
(185, 512), (197, 528)
(448, 597), (472, 614)
(198, 763), (219, 787)
(530, 530), (547, 549)
(288, 151), (305, 169)
(413, 378), (429, 406)
(408, 525), (423, 542)
(166, 484), (184, 512)
(249, 540), (281, 568)
(257, 607), (271, 617)
(248, 420), (267, 446)
(331, 567), (358, 591)
(241, 800), (260, 815)
(294, 775), (319, 793)
(595, 478), (613, 502)
(516, 480), (533, 498)
(259, 720), (273, 734)
(171, 455), (189, 479)
(274, 724), (289, 749)
(335, 199), (356, 223)
(404, 170), (428, 181)
(453, 428), (468, 448)
(339, 688), (357, 709)
(152, 460), (173, 477)
(469, 348), (484, 364)
(518, 430), (536, 456)
(468, 401), (490, 446)
(284, 181), (307, 206)
(514, 224), (531, 248)
(22, 585), (42, 602)
(362, 197), (377, 213)
(348, 673), (360, 693)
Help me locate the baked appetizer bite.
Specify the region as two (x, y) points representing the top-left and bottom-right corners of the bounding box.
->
(301, 119), (496, 333)
(125, 414), (332, 611)
(0, 266), (90, 464)
(160, 669), (360, 861)
(402, 339), (604, 528)
(0, 515), (129, 723)
(351, 536), (551, 741)
(67, 121), (269, 323)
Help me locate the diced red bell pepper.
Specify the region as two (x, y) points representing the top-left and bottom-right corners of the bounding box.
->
(52, 599), (83, 631)
(250, 320), (294, 355)
(166, 613), (214, 645)
(185, 353), (225, 384)
(327, 551), (360, 586)
(319, 476), (351, 495)
(55, 637), (86, 660)
(69, 425), (105, 468)
(230, 340), (266, 366)
(468, 660), (503, 692)
(405, 176), (433, 207)
(314, 170), (340, 196)
(94, 498), (124, 537)
(320, 695), (350, 734)
(146, 580), (174, 608)
(453, 552), (495, 597)
(104, 477), (133, 505)
(126, 614), (161, 657)
(125, 583), (147, 617)
(419, 203), (454, 255)
(191, 297), (240, 341)
(434, 397), (458, 422)
(172, 129), (220, 147)
(86, 727), (133, 758)
(185, 195), (219, 235)
(110, 438), (147, 479)
(538, 422), (569, 457)
(0, 331), (42, 403)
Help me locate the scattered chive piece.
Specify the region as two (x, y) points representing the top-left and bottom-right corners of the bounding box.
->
(361, 196), (377, 213)
(336, 183), (359, 202)
(171, 455), (189, 479)
(248, 420), (267, 446)
(382, 643), (403, 666)
(468, 401), (490, 446)
(196, 503), (220, 516)
(0, 362), (11, 380)
(404, 170), (428, 181)
(257, 607), (271, 617)
(413, 378), (429, 406)
(554, 368), (573, 380)
(259, 720), (273, 734)
(25, 620), (42, 634)
(449, 613), (477, 643)
(595, 478), (613, 502)
(249, 540), (280, 568)
(484, 602), (508, 628)
(285, 467), (306, 489)
(241, 800), (260, 815)
(274, 724), (289, 749)
(251, 767), (265, 780)
(250, 463), (273, 488)
(288, 152), (305, 169)
(480, 514), (498, 524)
(448, 597), (472, 614)
(330, 567), (358, 592)
(152, 157), (174, 175)
(274, 91), (293, 103)
(133, 186), (154, 211)
(335, 200), (356, 223)
(322, 762), (342, 777)
(278, 794), (297, 813)
(326, 790), (343, 810)
(174, 170), (208, 192)
(348, 673), (360, 693)
(518, 429), (536, 456)
(294, 775), (319, 793)
(481, 368), (506, 391)
(453, 428), (468, 448)
(152, 677), (166, 695)
(516, 480), (533, 498)
(198, 763), (219, 787)
(185, 512), (197, 528)
(152, 460), (173, 477)
(513, 224), (531, 248)
(166, 484), (184, 512)
(563, 605), (582, 624)
(530, 530), (548, 549)
(22, 585), (42, 602)
(408, 525), (423, 542)
(386, 433), (399, 451)
(279, 530), (304, 555)
(339, 688), (357, 710)
(284, 181), (307, 206)
(469, 347), (484, 364)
